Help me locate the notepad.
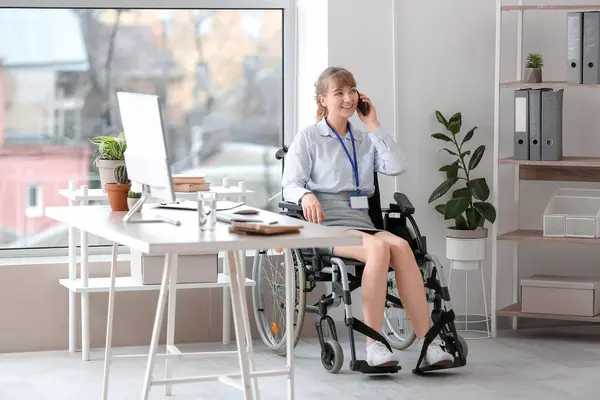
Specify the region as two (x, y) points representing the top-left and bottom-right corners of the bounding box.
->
(229, 221), (303, 236)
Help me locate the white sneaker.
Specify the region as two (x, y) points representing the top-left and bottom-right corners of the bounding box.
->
(366, 341), (402, 367)
(415, 336), (454, 367)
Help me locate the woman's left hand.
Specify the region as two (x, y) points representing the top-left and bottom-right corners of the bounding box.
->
(357, 93), (380, 131)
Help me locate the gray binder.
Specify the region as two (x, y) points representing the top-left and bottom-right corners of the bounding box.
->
(583, 12), (600, 84)
(541, 89), (564, 161)
(567, 12), (584, 84)
(528, 89), (544, 161)
(514, 89), (529, 160)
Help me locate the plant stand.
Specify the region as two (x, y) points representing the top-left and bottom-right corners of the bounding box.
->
(446, 228), (491, 340)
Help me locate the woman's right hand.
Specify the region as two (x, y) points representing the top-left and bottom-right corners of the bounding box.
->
(301, 193), (324, 224)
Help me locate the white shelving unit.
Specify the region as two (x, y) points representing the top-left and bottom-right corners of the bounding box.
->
(491, 2), (600, 337)
(59, 179), (255, 361)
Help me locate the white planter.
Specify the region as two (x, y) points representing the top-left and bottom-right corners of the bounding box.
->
(127, 197), (141, 211)
(96, 159), (124, 191)
(445, 227), (488, 270)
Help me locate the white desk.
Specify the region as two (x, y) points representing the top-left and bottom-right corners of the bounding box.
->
(45, 204), (361, 400)
(59, 180), (254, 361)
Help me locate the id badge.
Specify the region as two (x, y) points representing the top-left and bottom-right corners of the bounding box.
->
(349, 194), (369, 210)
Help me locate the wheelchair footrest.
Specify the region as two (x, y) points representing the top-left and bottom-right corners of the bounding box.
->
(412, 358), (465, 375)
(350, 360), (401, 374)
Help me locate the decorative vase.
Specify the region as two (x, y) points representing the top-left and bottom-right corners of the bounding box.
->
(127, 197), (142, 212)
(96, 159), (124, 191)
(105, 183), (131, 211)
(523, 67), (542, 83)
(445, 227), (488, 270)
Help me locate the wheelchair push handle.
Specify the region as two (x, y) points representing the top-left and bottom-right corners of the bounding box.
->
(275, 145), (288, 160)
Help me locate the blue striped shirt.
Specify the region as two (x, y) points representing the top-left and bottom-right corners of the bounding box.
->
(282, 118), (407, 204)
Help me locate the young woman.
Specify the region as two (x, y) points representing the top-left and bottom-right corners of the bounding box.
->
(281, 67), (454, 368)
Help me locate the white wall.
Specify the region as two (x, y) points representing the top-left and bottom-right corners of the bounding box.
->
(394, 0), (497, 320)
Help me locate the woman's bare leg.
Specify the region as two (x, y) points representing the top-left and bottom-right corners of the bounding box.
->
(332, 230), (390, 344)
(374, 231), (430, 338)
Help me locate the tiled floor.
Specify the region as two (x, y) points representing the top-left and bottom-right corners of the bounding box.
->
(0, 325), (598, 399)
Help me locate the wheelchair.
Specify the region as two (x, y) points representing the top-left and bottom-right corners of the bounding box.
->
(251, 146), (468, 375)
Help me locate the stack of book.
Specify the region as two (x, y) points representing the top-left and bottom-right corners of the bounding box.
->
(172, 176), (210, 192)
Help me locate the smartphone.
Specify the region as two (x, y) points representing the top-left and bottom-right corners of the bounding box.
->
(357, 92), (370, 116)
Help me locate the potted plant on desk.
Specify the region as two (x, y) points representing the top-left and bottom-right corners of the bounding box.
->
(106, 164), (131, 211)
(127, 191), (142, 212)
(428, 111), (496, 268)
(90, 132), (127, 191)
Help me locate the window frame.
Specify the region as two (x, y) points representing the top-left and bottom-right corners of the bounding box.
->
(0, 0), (298, 258)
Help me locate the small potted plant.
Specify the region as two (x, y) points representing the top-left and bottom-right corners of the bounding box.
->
(428, 111), (497, 268)
(524, 52), (543, 83)
(105, 164), (131, 211)
(127, 191), (142, 212)
(89, 132), (127, 191)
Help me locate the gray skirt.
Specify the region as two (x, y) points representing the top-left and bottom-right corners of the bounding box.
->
(314, 191), (383, 255)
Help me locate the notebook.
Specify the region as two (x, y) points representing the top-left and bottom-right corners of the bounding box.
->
(229, 221), (303, 236)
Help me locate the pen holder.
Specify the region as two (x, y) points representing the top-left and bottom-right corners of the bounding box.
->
(198, 192), (216, 230)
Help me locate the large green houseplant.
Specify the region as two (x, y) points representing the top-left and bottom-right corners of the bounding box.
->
(428, 111), (496, 238)
(90, 132), (127, 191)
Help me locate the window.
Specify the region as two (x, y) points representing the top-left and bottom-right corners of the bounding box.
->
(0, 0), (296, 254)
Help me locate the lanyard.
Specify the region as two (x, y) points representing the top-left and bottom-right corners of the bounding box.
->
(325, 119), (360, 193)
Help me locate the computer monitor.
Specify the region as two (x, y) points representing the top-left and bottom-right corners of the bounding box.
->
(116, 91), (179, 225)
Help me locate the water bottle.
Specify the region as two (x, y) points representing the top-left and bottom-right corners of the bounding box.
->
(198, 191), (216, 230)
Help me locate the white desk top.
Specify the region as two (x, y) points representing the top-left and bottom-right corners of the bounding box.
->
(58, 186), (253, 202)
(45, 205), (362, 255)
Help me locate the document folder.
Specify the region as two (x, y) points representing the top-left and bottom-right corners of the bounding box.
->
(583, 11), (600, 84)
(567, 12), (584, 84)
(528, 89), (544, 161)
(514, 89), (530, 160)
(541, 89), (564, 161)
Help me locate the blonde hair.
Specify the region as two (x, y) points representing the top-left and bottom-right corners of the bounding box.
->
(315, 67), (357, 122)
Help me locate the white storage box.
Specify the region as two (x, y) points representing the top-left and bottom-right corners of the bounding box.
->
(521, 274), (600, 317)
(543, 188), (600, 238)
(130, 250), (218, 285)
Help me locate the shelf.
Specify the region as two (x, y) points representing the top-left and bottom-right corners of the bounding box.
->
(501, 81), (600, 89)
(59, 273), (256, 293)
(500, 156), (600, 167)
(502, 5), (600, 11)
(498, 229), (600, 244)
(497, 302), (600, 322)
(500, 157), (600, 182)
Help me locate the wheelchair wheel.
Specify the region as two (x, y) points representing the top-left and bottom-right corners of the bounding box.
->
(252, 248), (306, 356)
(321, 339), (344, 374)
(382, 271), (416, 350)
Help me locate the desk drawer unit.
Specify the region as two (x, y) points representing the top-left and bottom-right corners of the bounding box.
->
(130, 250), (218, 285)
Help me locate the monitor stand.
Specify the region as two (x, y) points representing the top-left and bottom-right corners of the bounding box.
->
(122, 184), (181, 226)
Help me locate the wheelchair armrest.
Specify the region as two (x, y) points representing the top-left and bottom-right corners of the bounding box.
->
(278, 201), (302, 213)
(391, 192), (415, 215)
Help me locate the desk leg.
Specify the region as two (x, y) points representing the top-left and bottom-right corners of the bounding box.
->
(226, 251), (253, 399)
(165, 254), (179, 396)
(234, 250), (260, 400)
(102, 243), (119, 400)
(223, 254), (231, 345)
(142, 252), (173, 400)
(284, 249), (295, 400)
